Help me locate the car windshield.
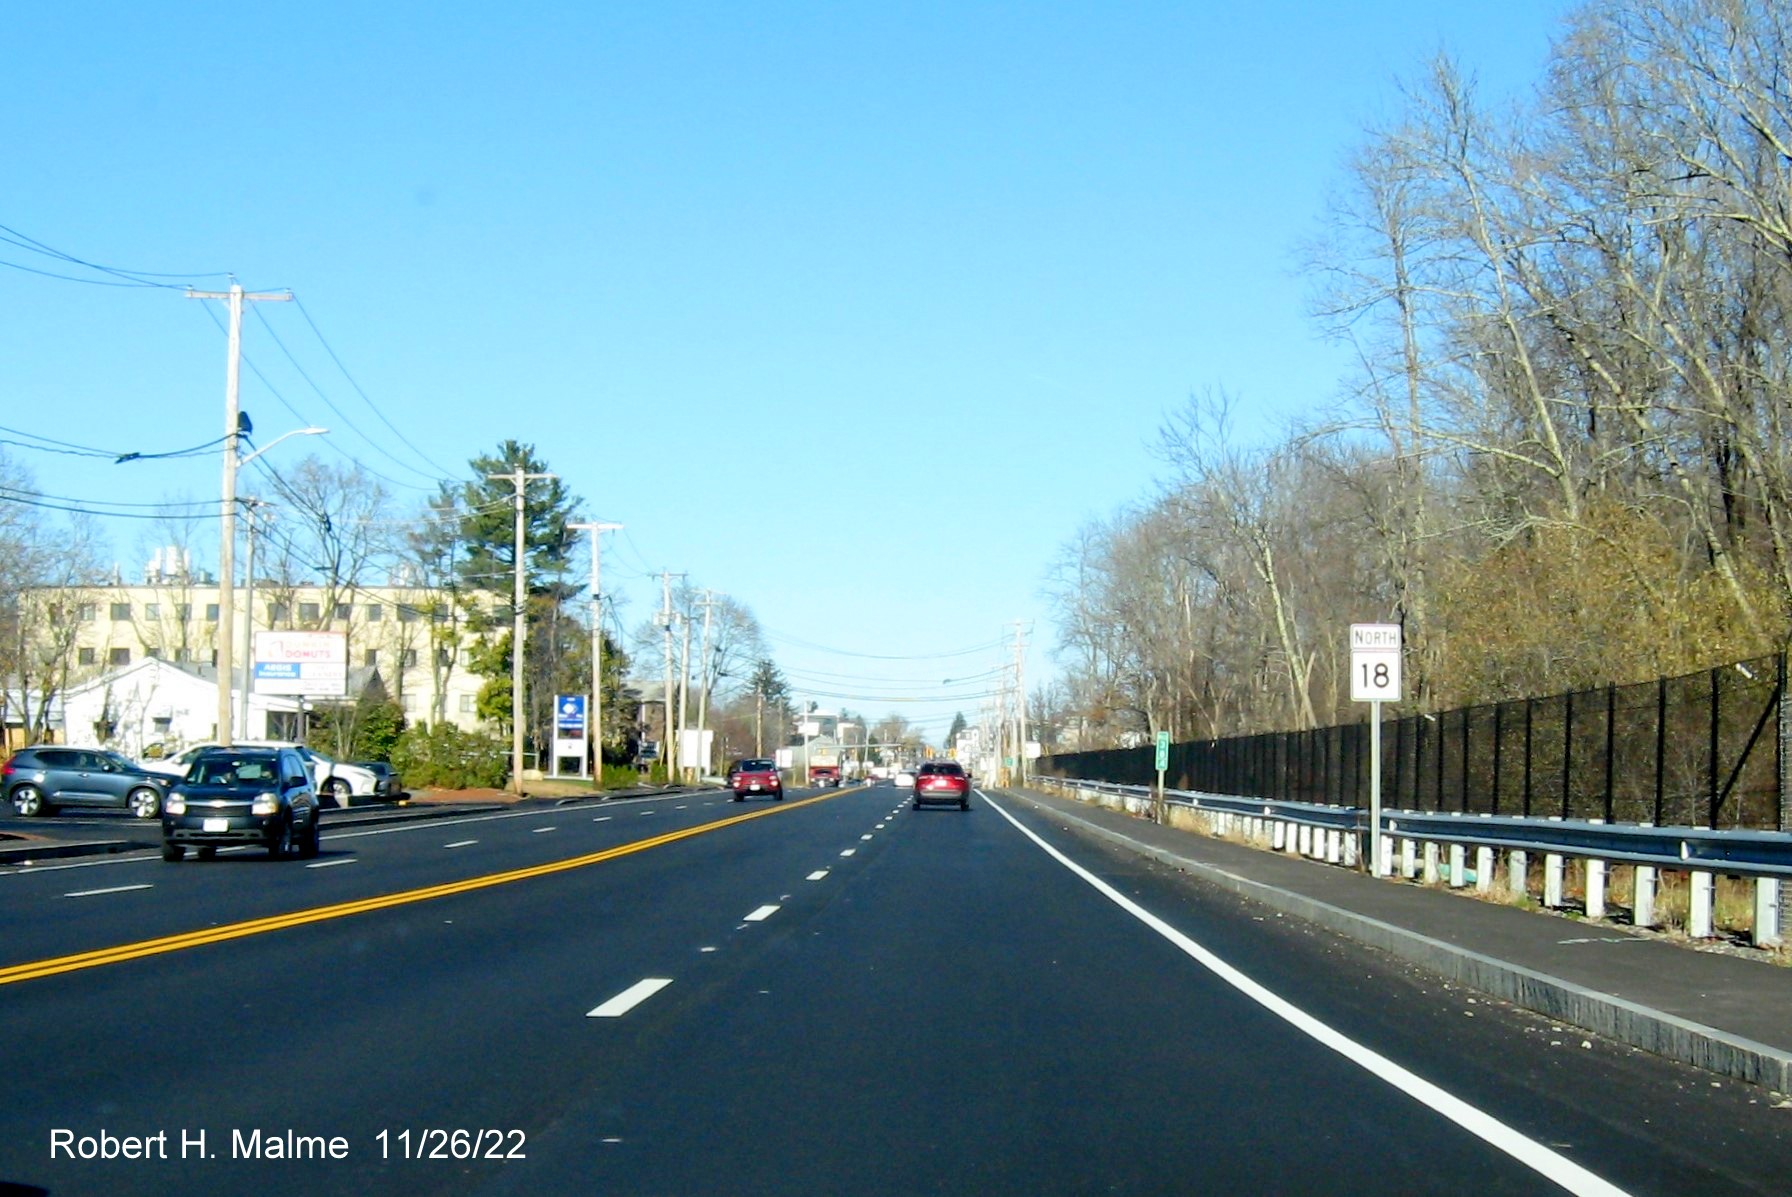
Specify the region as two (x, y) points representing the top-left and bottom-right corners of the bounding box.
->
(192, 755), (279, 786)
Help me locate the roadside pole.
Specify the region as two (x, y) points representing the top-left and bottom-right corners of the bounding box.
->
(1154, 730), (1170, 824)
(1350, 623), (1403, 877)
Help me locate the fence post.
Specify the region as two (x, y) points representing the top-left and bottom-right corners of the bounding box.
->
(1562, 688), (1574, 821)
(1522, 698), (1534, 819)
(1709, 667), (1721, 829)
(1604, 684), (1616, 824)
(1491, 703), (1504, 816)
(1655, 676), (1668, 827)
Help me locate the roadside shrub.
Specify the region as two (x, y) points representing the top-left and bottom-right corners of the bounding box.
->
(392, 722), (509, 790)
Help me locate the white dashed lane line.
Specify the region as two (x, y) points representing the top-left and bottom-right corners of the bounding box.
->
(533, 827), (557, 834)
(840, 848), (856, 857)
(807, 870), (829, 881)
(64, 884), (152, 898)
(743, 905), (780, 922)
(588, 977), (674, 1018)
(444, 840), (478, 849)
(305, 858), (356, 869)
(593, 816), (612, 823)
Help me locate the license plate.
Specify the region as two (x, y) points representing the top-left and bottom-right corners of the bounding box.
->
(750, 784), (762, 791)
(203, 818), (229, 832)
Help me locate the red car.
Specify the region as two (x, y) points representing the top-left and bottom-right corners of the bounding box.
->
(912, 760), (971, 811)
(727, 758), (783, 802)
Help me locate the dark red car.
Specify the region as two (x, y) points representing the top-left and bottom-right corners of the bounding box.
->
(912, 760), (971, 811)
(727, 758), (783, 802)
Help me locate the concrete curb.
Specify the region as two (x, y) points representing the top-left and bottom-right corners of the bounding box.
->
(0, 837), (155, 864)
(1003, 787), (1792, 1094)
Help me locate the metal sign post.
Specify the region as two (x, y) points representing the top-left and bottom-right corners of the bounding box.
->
(1154, 730), (1170, 823)
(1350, 623), (1403, 876)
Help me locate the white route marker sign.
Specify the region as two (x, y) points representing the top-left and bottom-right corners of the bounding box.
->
(1349, 623), (1403, 704)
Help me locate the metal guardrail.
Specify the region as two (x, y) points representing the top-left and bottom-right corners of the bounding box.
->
(1047, 777), (1792, 881)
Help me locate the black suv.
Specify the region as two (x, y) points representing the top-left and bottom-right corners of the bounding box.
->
(2, 747), (173, 819)
(161, 747), (321, 861)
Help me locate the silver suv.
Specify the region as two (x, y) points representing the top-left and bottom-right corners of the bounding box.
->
(2, 747), (173, 818)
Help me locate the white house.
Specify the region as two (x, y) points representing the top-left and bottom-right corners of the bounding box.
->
(59, 658), (300, 759)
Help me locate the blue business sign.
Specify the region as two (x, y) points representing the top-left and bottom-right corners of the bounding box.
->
(556, 694), (587, 732)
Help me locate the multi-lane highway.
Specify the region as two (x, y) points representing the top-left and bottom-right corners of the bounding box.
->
(3, 783), (1790, 1195)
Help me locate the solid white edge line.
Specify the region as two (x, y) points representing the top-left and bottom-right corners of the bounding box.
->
(744, 904), (780, 922)
(976, 790), (1633, 1197)
(588, 977), (674, 1018)
(63, 883), (153, 898)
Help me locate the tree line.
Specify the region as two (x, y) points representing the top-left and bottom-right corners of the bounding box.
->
(1044, 0), (1792, 750)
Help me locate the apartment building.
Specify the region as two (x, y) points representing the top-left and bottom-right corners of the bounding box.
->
(45, 573), (495, 734)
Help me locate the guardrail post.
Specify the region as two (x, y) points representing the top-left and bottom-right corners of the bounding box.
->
(1286, 824), (1301, 857)
(1586, 857), (1607, 920)
(1585, 819), (1607, 919)
(1509, 849), (1528, 898)
(1376, 832), (1393, 878)
(1544, 853), (1565, 908)
(1326, 829), (1342, 864)
(1756, 880), (1782, 947)
(1272, 820), (1286, 851)
(1634, 865), (1656, 928)
(1476, 846), (1493, 893)
(1448, 843), (1466, 888)
(1401, 837), (1418, 878)
(1343, 830), (1359, 868)
(1423, 841), (1440, 885)
(1690, 871), (1715, 938)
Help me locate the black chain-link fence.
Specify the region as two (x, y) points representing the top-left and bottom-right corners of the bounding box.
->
(1038, 654), (1787, 831)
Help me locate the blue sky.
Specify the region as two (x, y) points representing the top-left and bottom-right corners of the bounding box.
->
(1, 1), (1571, 742)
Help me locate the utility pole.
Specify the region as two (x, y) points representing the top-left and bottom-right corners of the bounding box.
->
(491, 468), (554, 795)
(696, 590), (720, 780)
(187, 281), (291, 745)
(1013, 622), (1030, 786)
(678, 613), (693, 783)
(568, 521), (622, 783)
(659, 571), (684, 780)
(237, 500), (271, 739)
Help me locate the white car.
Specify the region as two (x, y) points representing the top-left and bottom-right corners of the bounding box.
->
(893, 769), (916, 788)
(141, 741), (386, 806)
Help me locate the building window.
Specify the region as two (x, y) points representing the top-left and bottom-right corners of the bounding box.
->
(459, 694), (475, 714)
(146, 647), (163, 660)
(402, 649), (418, 668)
(299, 602), (320, 623)
(364, 649), (379, 667)
(269, 602), (290, 624)
(152, 716), (172, 735)
(210, 650), (219, 667)
(174, 648), (189, 663)
(108, 648), (131, 666)
(435, 648), (452, 667)
(366, 604), (383, 622)
(145, 603), (161, 619)
(206, 604), (219, 622)
(77, 647), (96, 666)
(78, 603), (96, 621)
(398, 605), (419, 624)
(177, 604), (192, 621)
(335, 603), (352, 621)
(110, 602), (131, 621)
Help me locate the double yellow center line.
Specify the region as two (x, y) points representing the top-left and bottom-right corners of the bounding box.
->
(0, 792), (840, 987)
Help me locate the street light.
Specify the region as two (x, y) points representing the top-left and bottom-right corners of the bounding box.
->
(220, 425), (327, 744)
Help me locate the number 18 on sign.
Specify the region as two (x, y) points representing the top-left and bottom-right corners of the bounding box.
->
(1350, 623), (1402, 877)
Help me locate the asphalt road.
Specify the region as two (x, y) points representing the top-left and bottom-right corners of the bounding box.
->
(2, 783), (1789, 1196)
